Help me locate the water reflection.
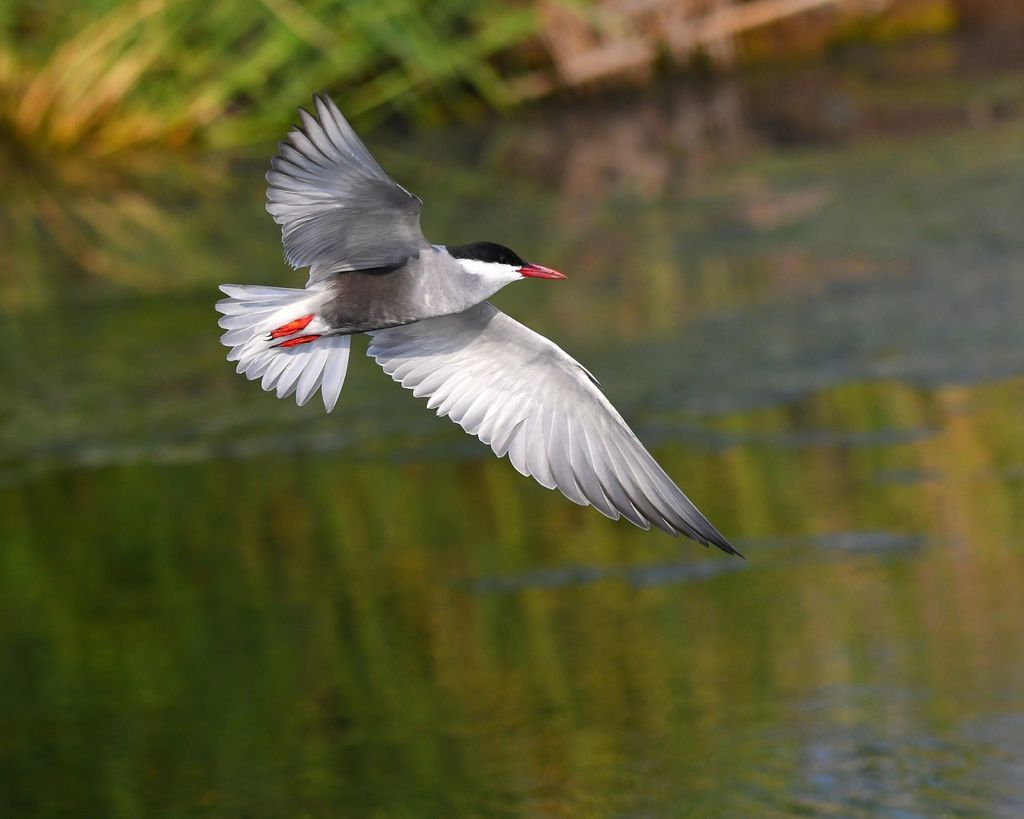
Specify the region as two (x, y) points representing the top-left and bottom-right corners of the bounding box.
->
(2, 40), (1024, 818)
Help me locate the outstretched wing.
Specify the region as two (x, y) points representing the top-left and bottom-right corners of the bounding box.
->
(266, 93), (429, 285)
(367, 303), (740, 555)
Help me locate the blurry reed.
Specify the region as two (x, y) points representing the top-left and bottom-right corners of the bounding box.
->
(0, 0), (990, 155)
(0, 0), (536, 155)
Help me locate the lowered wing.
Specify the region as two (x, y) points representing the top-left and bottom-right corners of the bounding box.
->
(367, 302), (740, 555)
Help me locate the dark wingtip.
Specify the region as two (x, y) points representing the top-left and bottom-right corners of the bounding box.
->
(674, 515), (743, 559)
(722, 540), (746, 559)
(709, 531), (744, 559)
(700, 529), (745, 559)
(671, 521), (744, 559)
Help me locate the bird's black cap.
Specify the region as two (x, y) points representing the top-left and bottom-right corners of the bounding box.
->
(447, 241), (525, 267)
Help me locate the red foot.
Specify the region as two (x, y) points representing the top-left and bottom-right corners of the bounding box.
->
(268, 314), (314, 339)
(274, 334), (320, 348)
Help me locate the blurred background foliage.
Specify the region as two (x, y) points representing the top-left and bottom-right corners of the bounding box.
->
(0, 0), (1021, 155)
(0, 0), (537, 154)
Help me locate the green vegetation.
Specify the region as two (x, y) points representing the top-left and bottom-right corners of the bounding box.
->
(3, 0), (1016, 155)
(0, 0), (536, 154)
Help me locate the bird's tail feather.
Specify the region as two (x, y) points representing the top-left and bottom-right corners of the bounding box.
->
(216, 284), (350, 411)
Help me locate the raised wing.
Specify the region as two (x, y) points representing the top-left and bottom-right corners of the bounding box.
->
(266, 93), (429, 285)
(367, 303), (740, 555)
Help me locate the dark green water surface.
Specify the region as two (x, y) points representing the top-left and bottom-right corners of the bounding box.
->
(2, 41), (1024, 817)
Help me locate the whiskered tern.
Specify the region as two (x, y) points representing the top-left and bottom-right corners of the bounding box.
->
(216, 94), (739, 556)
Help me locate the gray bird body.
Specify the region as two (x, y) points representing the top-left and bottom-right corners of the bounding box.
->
(215, 93), (740, 556)
(318, 246), (502, 334)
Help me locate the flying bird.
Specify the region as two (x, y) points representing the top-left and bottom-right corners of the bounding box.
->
(216, 93), (739, 556)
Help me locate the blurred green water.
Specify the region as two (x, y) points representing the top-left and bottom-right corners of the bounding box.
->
(2, 45), (1024, 817)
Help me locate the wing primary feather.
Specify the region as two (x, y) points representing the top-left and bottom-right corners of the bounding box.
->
(601, 434), (683, 535)
(582, 443), (628, 522)
(617, 438), (741, 555)
(548, 415), (588, 506)
(569, 425), (618, 519)
(297, 109), (337, 162)
(285, 127), (331, 169)
(589, 434), (659, 532)
(313, 95), (349, 159)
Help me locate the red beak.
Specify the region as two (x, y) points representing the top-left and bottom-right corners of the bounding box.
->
(519, 263), (567, 280)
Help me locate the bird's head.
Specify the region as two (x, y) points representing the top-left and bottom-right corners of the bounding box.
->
(447, 241), (566, 294)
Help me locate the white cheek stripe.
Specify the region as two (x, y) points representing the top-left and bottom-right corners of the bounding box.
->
(458, 259), (522, 286)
